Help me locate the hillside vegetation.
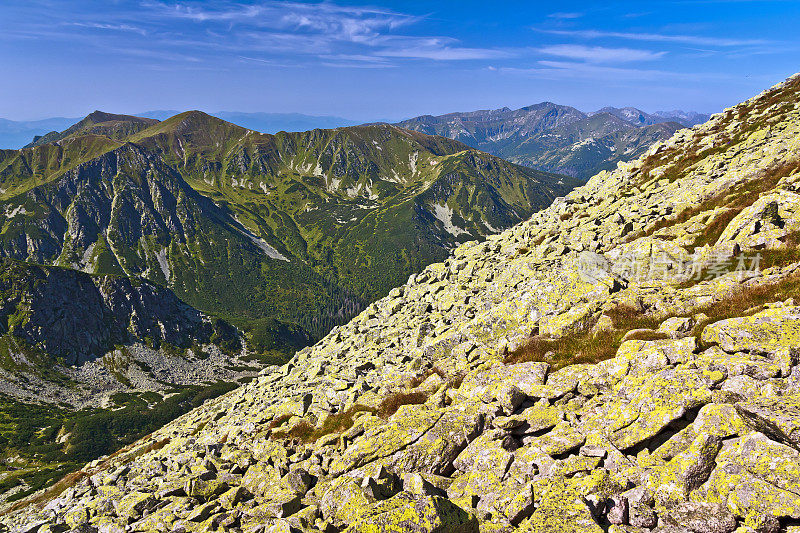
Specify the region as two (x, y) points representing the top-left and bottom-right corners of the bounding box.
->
(0, 113), (576, 346)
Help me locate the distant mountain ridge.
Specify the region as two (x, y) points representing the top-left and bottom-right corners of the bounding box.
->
(0, 117), (81, 150)
(137, 110), (361, 134)
(24, 111), (158, 148)
(394, 104), (711, 179)
(0, 111), (363, 150)
(588, 106), (709, 127)
(1, 106), (709, 153)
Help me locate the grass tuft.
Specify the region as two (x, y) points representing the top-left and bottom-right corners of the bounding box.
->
(505, 303), (666, 369)
(270, 404), (376, 444)
(406, 366), (447, 389)
(377, 391), (429, 418)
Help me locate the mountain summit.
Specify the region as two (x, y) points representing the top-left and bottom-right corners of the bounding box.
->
(6, 73), (799, 531)
(23, 111), (158, 148)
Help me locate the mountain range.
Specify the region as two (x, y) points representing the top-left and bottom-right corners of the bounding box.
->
(394, 105), (710, 179)
(1, 107), (709, 170)
(0, 109), (575, 372)
(5, 73), (799, 530)
(0, 108), (579, 499)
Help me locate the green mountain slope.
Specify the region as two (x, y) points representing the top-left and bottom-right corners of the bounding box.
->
(0, 112), (577, 344)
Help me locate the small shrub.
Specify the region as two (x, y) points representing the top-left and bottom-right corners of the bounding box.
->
(505, 303), (663, 369)
(268, 414), (293, 430)
(623, 330), (671, 342)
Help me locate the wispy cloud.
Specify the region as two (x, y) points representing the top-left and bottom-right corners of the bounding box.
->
(375, 37), (511, 60)
(4, 1), (507, 68)
(548, 12), (583, 19)
(539, 29), (771, 47)
(138, 1), (505, 64)
(538, 44), (666, 63)
(66, 22), (148, 35)
(112, 47), (202, 63)
(499, 60), (732, 82)
(145, 1), (422, 43)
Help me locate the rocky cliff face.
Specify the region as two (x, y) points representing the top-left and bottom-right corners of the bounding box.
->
(6, 75), (800, 532)
(0, 259), (254, 407)
(0, 259), (233, 366)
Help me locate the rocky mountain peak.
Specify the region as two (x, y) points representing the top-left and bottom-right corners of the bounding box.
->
(82, 110), (154, 125)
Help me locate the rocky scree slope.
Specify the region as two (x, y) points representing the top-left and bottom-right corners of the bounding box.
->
(7, 75), (800, 532)
(394, 103), (693, 179)
(0, 115), (575, 343)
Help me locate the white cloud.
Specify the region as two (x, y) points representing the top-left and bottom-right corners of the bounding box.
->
(67, 22), (148, 35)
(539, 29), (771, 47)
(375, 37), (511, 60)
(538, 44), (666, 63)
(147, 1), (421, 45)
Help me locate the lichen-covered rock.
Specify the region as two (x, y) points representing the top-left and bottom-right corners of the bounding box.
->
(735, 394), (800, 446)
(518, 476), (603, 533)
(727, 474), (800, 520)
(702, 307), (800, 356)
(330, 404), (443, 475)
(610, 366), (717, 450)
(318, 476), (375, 526)
(344, 492), (478, 533)
(453, 432), (515, 474)
(739, 432), (800, 494)
(456, 363), (549, 403)
(658, 317), (695, 338)
(389, 402), (484, 476)
(647, 432), (722, 507)
(661, 501), (737, 533)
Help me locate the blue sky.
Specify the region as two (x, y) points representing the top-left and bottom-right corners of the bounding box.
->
(0, 0), (798, 121)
